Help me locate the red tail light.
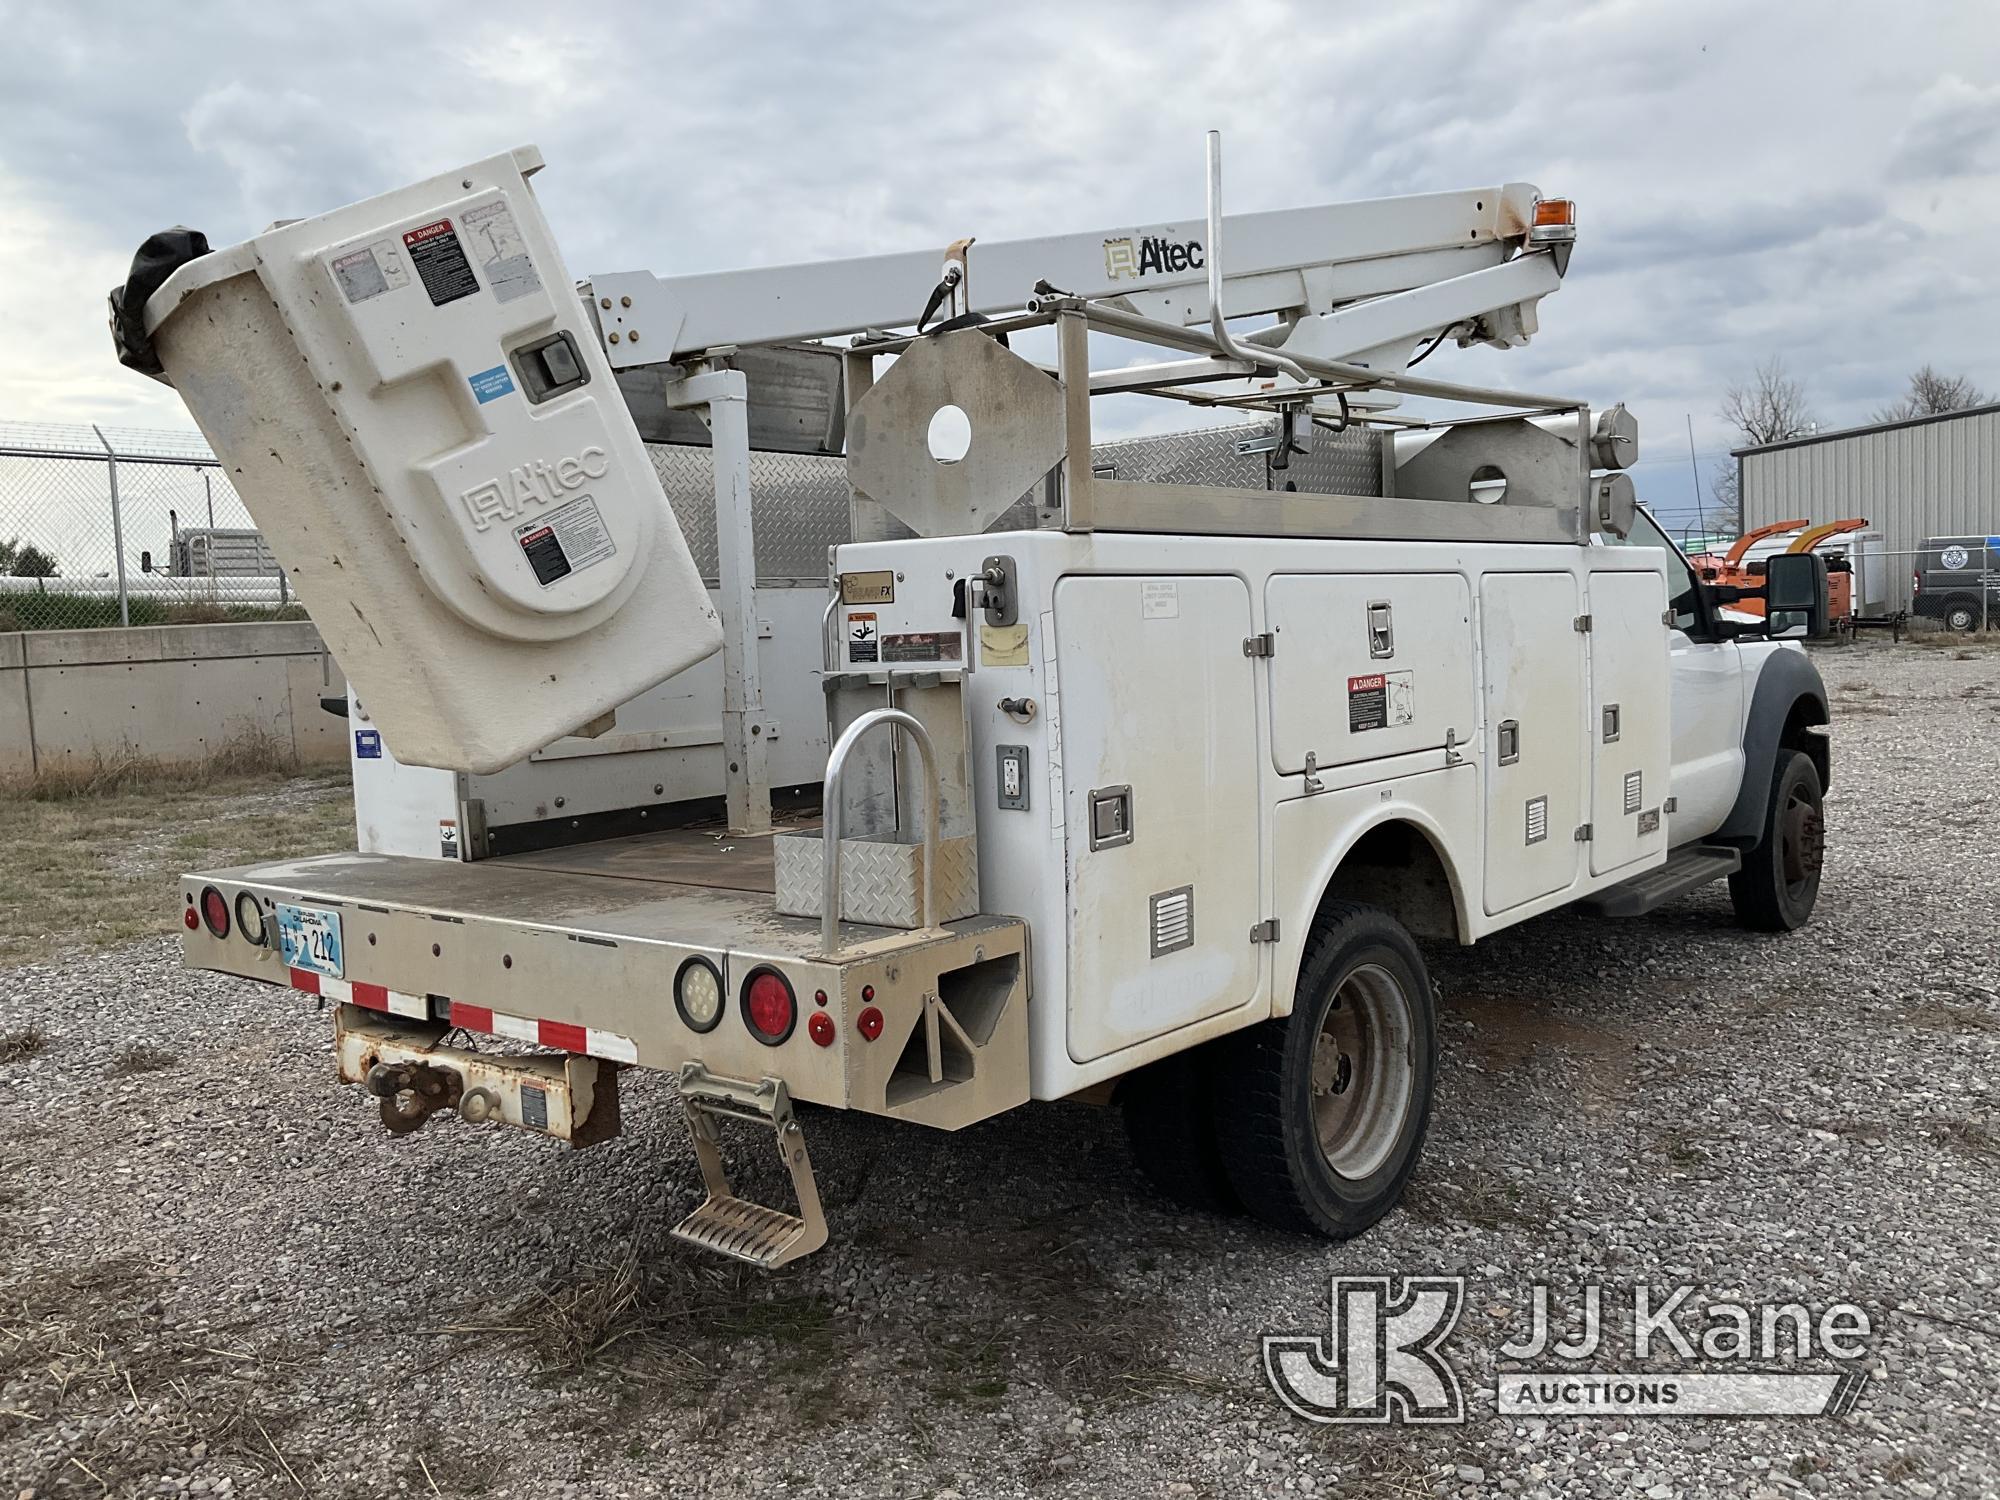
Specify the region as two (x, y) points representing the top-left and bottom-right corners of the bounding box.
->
(199, 886), (230, 939)
(183, 907), (200, 931)
(807, 1011), (836, 1048)
(742, 968), (796, 1045)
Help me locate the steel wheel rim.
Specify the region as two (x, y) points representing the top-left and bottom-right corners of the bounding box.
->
(1310, 962), (1415, 1180)
(1779, 783), (1824, 894)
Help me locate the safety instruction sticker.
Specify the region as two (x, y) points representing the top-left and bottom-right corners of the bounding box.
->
(460, 200), (542, 305)
(402, 218), (479, 306)
(468, 365), (515, 404)
(1348, 671), (1415, 733)
(515, 496), (616, 587)
(330, 236), (411, 304)
(883, 632), (963, 664)
(1141, 580), (1180, 619)
(847, 611), (879, 663)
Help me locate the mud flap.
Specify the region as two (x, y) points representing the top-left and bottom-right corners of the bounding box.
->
(671, 1064), (828, 1269)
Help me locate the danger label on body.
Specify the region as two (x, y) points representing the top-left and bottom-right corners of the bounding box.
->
(514, 496), (616, 587)
(402, 218), (479, 306)
(1348, 671), (1415, 732)
(847, 611), (879, 663)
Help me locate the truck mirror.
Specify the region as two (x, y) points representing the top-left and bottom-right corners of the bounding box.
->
(139, 550), (153, 574)
(1763, 552), (1830, 638)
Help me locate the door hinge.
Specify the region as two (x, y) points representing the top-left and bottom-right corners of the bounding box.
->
(1574, 823), (1593, 842)
(1661, 608), (1676, 627)
(1573, 614), (1593, 633)
(1302, 750), (1324, 795)
(1242, 632), (1276, 658)
(1662, 796), (1678, 814)
(1250, 918), (1281, 943)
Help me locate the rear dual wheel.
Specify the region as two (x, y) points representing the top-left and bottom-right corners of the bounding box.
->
(1121, 902), (1437, 1238)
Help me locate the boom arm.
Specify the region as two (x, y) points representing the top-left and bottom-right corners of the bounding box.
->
(587, 181), (1568, 393)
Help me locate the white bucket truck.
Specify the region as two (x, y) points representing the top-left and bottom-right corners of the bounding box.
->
(123, 136), (1831, 1266)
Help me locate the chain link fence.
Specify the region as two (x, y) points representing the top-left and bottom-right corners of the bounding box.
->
(0, 420), (299, 632)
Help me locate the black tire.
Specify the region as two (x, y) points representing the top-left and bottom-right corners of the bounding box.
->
(1211, 902), (1437, 1238)
(1728, 748), (1825, 931)
(1120, 1047), (1241, 1215)
(1942, 598), (1981, 633)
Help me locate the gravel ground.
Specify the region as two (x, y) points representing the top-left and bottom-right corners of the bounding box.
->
(3, 638), (1996, 1499)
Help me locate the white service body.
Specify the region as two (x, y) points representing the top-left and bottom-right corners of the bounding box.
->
(830, 529), (1705, 1099)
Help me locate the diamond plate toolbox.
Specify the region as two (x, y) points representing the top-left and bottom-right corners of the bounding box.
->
(771, 831), (980, 928)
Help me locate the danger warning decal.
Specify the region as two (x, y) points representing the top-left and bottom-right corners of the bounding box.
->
(1348, 671), (1416, 733)
(514, 496), (616, 587)
(847, 611), (879, 663)
(402, 219), (479, 306)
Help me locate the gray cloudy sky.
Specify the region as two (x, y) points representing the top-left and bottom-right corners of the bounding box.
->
(3, 0), (1997, 531)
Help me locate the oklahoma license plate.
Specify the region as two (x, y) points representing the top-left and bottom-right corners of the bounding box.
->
(276, 903), (344, 979)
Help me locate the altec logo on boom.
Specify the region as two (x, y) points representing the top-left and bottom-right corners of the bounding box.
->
(1103, 234), (1205, 279)
(460, 445), (609, 532)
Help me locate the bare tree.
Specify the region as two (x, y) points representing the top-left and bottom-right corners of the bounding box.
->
(1721, 356), (1816, 448)
(1706, 461), (1742, 536)
(1872, 364), (1992, 423)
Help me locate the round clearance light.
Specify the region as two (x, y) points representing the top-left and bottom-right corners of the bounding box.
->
(199, 886), (230, 940)
(675, 956), (725, 1034)
(741, 967), (797, 1046)
(808, 1011), (836, 1048)
(234, 891), (268, 947)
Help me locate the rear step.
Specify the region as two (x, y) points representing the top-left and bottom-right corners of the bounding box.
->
(1577, 845), (1742, 918)
(672, 1065), (828, 1269)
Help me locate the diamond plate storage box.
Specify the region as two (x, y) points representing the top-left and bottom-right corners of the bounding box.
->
(772, 830), (979, 927)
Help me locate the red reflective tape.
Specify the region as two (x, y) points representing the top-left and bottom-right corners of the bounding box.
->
(539, 1019), (589, 1054)
(350, 982), (390, 1012)
(452, 1002), (494, 1033)
(289, 968), (320, 995)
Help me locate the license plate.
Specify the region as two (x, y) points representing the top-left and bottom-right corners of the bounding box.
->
(276, 903), (344, 979)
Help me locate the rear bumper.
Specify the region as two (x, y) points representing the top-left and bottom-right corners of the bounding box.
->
(180, 851), (1030, 1131)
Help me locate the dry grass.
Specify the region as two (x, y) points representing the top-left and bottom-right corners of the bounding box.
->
(0, 1256), (308, 1493)
(0, 748), (352, 968)
(0, 1026), (45, 1063)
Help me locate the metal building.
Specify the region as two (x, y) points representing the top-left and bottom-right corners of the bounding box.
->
(1736, 402), (2000, 610)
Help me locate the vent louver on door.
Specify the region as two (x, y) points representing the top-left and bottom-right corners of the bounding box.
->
(1525, 796), (1550, 845)
(1623, 769), (1644, 814)
(1149, 885), (1195, 957)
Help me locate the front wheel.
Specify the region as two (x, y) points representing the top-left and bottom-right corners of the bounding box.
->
(1212, 902), (1437, 1238)
(1729, 748), (1825, 931)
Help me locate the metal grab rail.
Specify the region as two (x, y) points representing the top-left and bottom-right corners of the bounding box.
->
(818, 708), (942, 959)
(1205, 130), (1311, 386)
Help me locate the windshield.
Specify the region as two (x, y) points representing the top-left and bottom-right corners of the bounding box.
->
(1602, 506), (1702, 633)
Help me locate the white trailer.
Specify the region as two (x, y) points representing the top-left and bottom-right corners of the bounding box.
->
(124, 137), (1833, 1265)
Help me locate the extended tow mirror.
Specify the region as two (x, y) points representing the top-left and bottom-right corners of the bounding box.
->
(1763, 552), (1831, 639)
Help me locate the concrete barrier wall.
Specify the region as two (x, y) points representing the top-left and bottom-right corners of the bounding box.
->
(0, 621), (347, 778)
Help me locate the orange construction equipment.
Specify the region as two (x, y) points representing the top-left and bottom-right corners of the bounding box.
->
(1727, 518), (1870, 619)
(1693, 518), (1810, 584)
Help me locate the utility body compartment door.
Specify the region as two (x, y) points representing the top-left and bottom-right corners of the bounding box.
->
(1481, 572), (1585, 914)
(1054, 575), (1262, 1064)
(1586, 569), (1671, 876)
(1265, 573), (1476, 773)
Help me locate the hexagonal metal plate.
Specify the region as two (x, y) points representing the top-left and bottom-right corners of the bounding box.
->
(844, 330), (1066, 538)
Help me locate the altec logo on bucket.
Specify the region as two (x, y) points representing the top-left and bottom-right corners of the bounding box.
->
(1264, 1277), (1874, 1424)
(461, 445), (609, 532)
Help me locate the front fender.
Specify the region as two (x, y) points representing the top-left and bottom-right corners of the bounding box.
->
(1716, 645), (1828, 844)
